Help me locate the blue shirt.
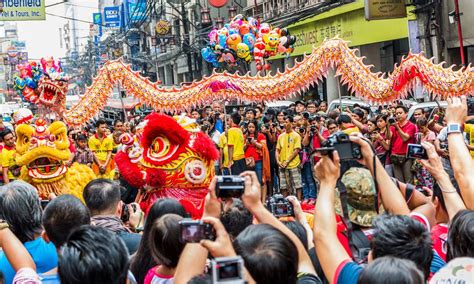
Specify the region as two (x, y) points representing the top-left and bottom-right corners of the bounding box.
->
(215, 119), (223, 133)
(0, 237), (58, 284)
(336, 260), (362, 284)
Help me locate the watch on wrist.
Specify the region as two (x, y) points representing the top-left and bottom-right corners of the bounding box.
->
(447, 123), (462, 135)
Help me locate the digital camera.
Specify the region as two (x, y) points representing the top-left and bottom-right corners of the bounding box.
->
(388, 117), (396, 124)
(179, 219), (216, 243)
(317, 132), (362, 161)
(216, 176), (245, 198)
(211, 256), (245, 283)
(266, 194), (295, 218)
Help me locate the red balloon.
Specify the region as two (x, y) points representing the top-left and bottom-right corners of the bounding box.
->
(256, 65), (263, 71)
(264, 64), (270, 70)
(208, 0), (228, 8)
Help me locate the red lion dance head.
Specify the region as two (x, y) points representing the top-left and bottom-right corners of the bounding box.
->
(115, 113), (219, 218)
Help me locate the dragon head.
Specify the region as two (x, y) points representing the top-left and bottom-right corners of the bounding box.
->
(15, 119), (71, 181)
(36, 75), (68, 107)
(115, 113), (219, 217)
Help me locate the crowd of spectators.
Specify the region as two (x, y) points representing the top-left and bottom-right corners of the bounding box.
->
(0, 96), (472, 283)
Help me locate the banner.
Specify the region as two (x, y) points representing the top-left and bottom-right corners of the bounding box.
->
(0, 0), (46, 21)
(104, 6), (120, 28)
(128, 0), (147, 23)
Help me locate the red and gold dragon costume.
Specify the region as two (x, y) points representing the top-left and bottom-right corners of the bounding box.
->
(15, 119), (95, 200)
(114, 113), (219, 217)
(63, 38), (473, 126)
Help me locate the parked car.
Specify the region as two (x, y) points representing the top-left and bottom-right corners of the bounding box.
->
(327, 96), (376, 117)
(407, 98), (474, 123)
(407, 101), (448, 123)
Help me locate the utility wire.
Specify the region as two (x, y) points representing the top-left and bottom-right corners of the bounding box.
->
(46, 12), (106, 26)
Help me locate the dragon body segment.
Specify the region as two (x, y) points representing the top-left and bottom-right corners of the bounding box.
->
(64, 38), (473, 126)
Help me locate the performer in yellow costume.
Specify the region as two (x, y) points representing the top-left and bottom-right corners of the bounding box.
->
(89, 119), (115, 179)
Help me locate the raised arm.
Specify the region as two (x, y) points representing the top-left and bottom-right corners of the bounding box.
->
(445, 96), (474, 209)
(175, 178), (221, 283)
(312, 152), (352, 283)
(0, 226), (36, 272)
(349, 135), (410, 215)
(240, 171), (316, 275)
(420, 142), (467, 219)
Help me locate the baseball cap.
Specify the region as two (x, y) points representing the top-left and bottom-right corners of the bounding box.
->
(335, 167), (380, 227)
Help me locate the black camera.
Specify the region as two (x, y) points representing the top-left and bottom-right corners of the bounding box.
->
(179, 219), (216, 243)
(302, 112), (311, 119)
(388, 117), (396, 124)
(298, 127), (305, 133)
(317, 132), (362, 161)
(216, 175), (245, 198)
(266, 194), (294, 217)
(310, 125), (317, 133)
(272, 122), (278, 128)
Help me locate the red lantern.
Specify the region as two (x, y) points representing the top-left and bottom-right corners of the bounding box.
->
(208, 0), (228, 8)
(264, 64), (270, 70)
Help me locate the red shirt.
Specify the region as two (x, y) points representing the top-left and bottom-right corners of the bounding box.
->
(244, 133), (266, 161)
(390, 120), (417, 155)
(312, 127), (330, 163)
(431, 223), (448, 261)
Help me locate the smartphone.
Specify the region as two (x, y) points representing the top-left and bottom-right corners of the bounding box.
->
(407, 144), (428, 160)
(216, 176), (245, 198)
(179, 219), (216, 243)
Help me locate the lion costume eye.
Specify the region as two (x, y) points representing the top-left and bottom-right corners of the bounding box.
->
(147, 135), (179, 162)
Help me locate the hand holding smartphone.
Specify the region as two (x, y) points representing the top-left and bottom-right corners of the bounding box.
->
(407, 144), (428, 160)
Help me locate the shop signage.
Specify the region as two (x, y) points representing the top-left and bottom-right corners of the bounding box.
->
(364, 0), (407, 20)
(0, 0), (46, 21)
(104, 6), (121, 28)
(281, 0), (413, 58)
(155, 19), (171, 35)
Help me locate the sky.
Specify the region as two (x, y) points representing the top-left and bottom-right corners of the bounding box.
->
(17, 0), (99, 60)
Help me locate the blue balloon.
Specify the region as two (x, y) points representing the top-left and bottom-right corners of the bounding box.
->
(243, 33), (256, 50)
(25, 77), (37, 89)
(228, 28), (238, 36)
(218, 34), (227, 49)
(224, 24), (230, 29)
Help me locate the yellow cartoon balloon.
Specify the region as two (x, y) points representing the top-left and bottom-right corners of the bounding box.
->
(236, 43), (251, 61)
(263, 31), (280, 54)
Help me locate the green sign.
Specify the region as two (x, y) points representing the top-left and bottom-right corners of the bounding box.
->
(0, 0), (46, 21)
(279, 0), (415, 58)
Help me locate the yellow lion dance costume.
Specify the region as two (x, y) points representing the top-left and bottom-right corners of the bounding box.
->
(15, 119), (95, 200)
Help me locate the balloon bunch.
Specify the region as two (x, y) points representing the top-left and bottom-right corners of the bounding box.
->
(201, 14), (296, 70)
(13, 62), (43, 103)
